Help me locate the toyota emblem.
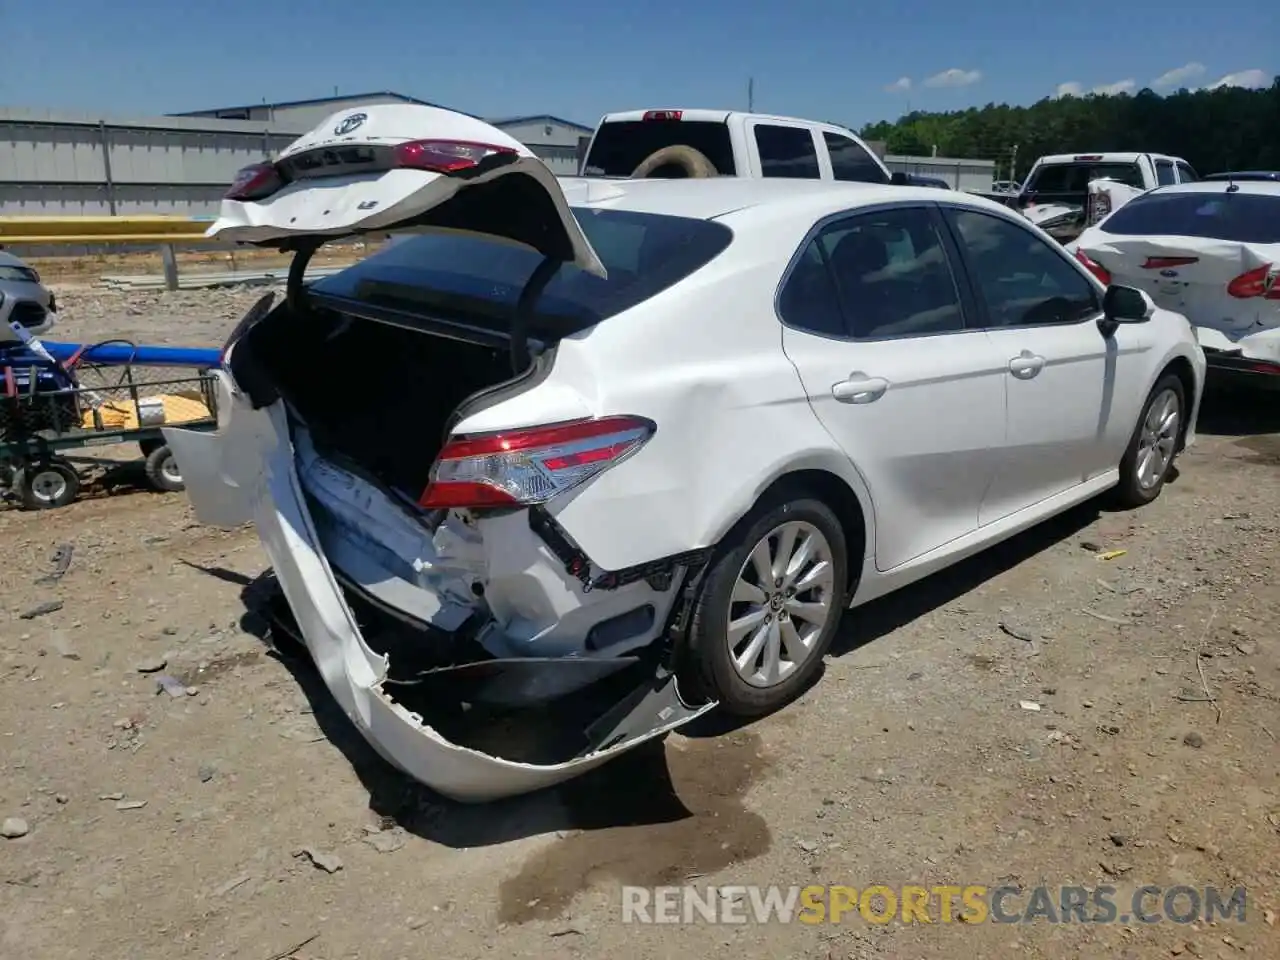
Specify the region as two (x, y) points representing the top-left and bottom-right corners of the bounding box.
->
(333, 113), (367, 135)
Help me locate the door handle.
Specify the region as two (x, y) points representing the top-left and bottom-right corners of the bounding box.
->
(1008, 352), (1045, 380)
(832, 375), (888, 403)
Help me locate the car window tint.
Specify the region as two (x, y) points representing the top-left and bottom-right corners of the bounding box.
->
(778, 240), (846, 337)
(1155, 160), (1176, 186)
(818, 207), (965, 339)
(949, 209), (1100, 327)
(823, 132), (888, 184)
(1100, 191), (1280, 244)
(1175, 162), (1198, 182)
(754, 125), (821, 179)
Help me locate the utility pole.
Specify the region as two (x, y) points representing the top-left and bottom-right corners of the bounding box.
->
(748, 77), (755, 112)
(1010, 143), (1019, 182)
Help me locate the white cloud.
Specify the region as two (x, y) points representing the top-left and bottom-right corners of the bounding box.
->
(1208, 68), (1271, 89)
(1053, 81), (1084, 98)
(1152, 62), (1205, 89)
(923, 68), (982, 89)
(884, 77), (912, 93)
(1092, 78), (1136, 96)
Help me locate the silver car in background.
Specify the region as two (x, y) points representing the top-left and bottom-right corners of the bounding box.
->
(0, 250), (59, 336)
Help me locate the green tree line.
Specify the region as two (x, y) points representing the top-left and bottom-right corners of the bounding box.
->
(859, 78), (1280, 180)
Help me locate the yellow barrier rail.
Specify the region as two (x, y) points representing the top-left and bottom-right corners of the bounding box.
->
(0, 215), (213, 245)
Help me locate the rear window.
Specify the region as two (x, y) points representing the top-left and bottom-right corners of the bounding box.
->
(311, 208), (733, 336)
(1101, 191), (1280, 244)
(581, 120), (736, 177)
(1028, 162), (1145, 193)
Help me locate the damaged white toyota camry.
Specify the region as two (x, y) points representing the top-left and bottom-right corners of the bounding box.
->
(166, 105), (1205, 802)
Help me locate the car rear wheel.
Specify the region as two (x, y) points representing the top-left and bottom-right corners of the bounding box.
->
(1114, 373), (1185, 507)
(684, 497), (848, 716)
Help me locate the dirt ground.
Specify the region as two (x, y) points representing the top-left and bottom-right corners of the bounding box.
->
(2, 287), (1278, 960)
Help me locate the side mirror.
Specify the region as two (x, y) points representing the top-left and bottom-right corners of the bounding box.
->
(1102, 284), (1155, 323)
(890, 171), (910, 186)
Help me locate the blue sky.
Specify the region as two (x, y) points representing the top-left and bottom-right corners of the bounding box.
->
(5, 0), (1274, 133)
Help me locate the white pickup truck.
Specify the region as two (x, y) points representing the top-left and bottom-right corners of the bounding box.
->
(578, 108), (934, 187)
(987, 151), (1200, 240)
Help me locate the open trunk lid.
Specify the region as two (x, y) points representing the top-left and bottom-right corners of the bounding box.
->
(207, 104), (605, 278)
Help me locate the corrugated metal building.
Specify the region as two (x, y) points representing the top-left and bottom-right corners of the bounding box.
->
(0, 93), (993, 216)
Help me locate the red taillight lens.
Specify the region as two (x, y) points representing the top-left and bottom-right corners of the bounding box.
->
(392, 140), (517, 174)
(1226, 263), (1278, 299)
(419, 415), (655, 510)
(1074, 249), (1111, 285)
(225, 162), (284, 201)
(642, 110), (683, 122)
(1141, 256), (1199, 269)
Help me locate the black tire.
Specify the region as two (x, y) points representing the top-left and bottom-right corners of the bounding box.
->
(1113, 373), (1186, 508)
(683, 496), (848, 717)
(138, 436), (164, 458)
(15, 458), (81, 510)
(143, 443), (184, 493)
(631, 145), (718, 179)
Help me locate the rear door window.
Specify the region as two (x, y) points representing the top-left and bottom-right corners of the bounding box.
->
(311, 208), (734, 337)
(1099, 191), (1280, 243)
(779, 206), (967, 339)
(1155, 160), (1176, 186)
(1175, 161), (1199, 182)
(823, 132), (889, 184)
(754, 125), (822, 179)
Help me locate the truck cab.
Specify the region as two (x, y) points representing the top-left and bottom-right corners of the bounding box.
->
(579, 108), (900, 185)
(1021, 152), (1199, 209)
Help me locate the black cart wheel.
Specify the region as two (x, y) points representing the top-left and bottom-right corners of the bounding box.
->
(15, 458), (81, 510)
(144, 443), (184, 493)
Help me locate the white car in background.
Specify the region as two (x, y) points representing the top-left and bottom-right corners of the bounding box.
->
(166, 105), (1205, 802)
(1071, 180), (1280, 387)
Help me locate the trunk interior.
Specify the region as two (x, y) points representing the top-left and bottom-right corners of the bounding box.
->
(242, 301), (518, 498)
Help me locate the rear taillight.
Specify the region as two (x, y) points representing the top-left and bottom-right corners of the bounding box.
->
(1074, 249), (1112, 285)
(225, 162), (284, 201)
(419, 415), (655, 510)
(1227, 263), (1280, 300)
(392, 140), (517, 174)
(642, 110), (683, 122)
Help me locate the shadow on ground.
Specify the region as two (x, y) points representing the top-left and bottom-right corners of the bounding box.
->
(214, 570), (771, 895)
(1195, 383), (1280, 438)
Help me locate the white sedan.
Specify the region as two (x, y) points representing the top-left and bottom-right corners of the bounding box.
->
(1071, 180), (1280, 386)
(167, 105), (1205, 801)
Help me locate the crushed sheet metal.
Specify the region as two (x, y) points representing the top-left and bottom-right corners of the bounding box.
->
(165, 374), (718, 802)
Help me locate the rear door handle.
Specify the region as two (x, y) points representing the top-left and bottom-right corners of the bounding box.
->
(832, 375), (888, 403)
(1008, 352), (1046, 380)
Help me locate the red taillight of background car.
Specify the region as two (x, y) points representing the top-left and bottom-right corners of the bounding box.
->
(1074, 249), (1112, 285)
(1226, 263), (1280, 300)
(419, 415), (656, 510)
(392, 140), (518, 174)
(225, 162), (285, 201)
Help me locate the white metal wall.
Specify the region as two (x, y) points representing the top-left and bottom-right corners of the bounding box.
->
(0, 108), (296, 216)
(883, 154), (997, 192)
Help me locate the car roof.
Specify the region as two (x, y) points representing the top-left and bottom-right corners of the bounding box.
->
(0, 250), (31, 269)
(557, 176), (1012, 223)
(1146, 180), (1280, 197)
(1200, 171), (1280, 181)
(1035, 152), (1184, 165)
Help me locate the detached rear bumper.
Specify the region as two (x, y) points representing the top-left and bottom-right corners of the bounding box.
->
(164, 372), (714, 802)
